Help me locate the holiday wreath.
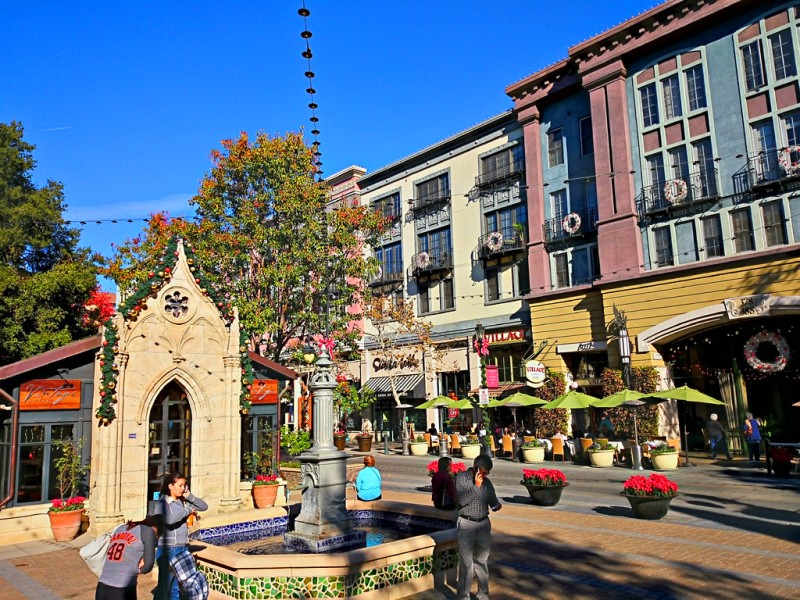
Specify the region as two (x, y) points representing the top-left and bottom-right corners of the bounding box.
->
(664, 178), (688, 204)
(562, 212), (582, 235)
(485, 231), (504, 252)
(778, 146), (800, 176)
(743, 330), (790, 373)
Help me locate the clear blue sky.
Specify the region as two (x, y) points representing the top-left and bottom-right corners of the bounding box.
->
(3, 1), (658, 289)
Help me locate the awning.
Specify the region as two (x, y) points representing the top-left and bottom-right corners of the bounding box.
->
(363, 374), (424, 395)
(468, 382), (529, 399)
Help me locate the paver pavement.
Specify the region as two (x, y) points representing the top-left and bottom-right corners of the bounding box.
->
(1, 451), (797, 599)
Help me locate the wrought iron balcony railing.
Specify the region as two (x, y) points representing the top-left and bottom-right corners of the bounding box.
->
(745, 148), (800, 189)
(475, 157), (525, 189)
(410, 251), (453, 276)
(640, 168), (720, 214)
(542, 207), (598, 244)
(411, 190), (451, 213)
(369, 262), (404, 287)
(477, 230), (526, 259)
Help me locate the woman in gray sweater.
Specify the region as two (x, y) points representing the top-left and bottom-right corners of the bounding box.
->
(154, 472), (208, 600)
(96, 514), (161, 600)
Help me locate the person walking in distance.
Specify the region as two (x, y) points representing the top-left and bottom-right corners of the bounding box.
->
(455, 454), (501, 600)
(742, 412), (762, 462)
(153, 472), (208, 600)
(706, 413), (732, 460)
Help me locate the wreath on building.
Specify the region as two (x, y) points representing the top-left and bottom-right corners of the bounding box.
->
(778, 146), (800, 176)
(743, 330), (790, 373)
(416, 251), (430, 269)
(485, 231), (503, 252)
(663, 178), (688, 204)
(562, 212), (581, 235)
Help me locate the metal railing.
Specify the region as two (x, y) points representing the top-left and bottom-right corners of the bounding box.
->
(411, 190), (451, 213)
(640, 168), (720, 214)
(746, 148), (800, 187)
(477, 230), (526, 258)
(410, 251), (453, 275)
(369, 262), (404, 286)
(475, 157), (525, 189)
(542, 207), (598, 244)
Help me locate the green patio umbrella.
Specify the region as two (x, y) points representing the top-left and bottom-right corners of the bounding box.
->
(541, 390), (601, 410)
(592, 389), (647, 408)
(416, 395), (455, 409)
(449, 398), (476, 410)
(647, 385), (725, 405)
(488, 392), (547, 433)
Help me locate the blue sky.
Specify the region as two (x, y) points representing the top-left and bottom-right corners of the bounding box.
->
(3, 1), (658, 289)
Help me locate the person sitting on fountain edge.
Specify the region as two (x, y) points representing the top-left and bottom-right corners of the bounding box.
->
(431, 456), (457, 510)
(354, 456), (382, 501)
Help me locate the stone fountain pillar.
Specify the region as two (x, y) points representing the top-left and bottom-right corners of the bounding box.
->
(284, 348), (366, 552)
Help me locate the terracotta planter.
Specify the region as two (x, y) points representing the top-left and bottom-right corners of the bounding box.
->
(252, 484), (279, 508)
(651, 452), (679, 471)
(410, 442), (429, 456)
(522, 446), (545, 463)
(589, 449), (615, 468)
(461, 445), (481, 459)
(621, 492), (677, 520)
(356, 435), (373, 452)
(48, 509), (84, 541)
(333, 434), (347, 451)
(522, 483), (568, 506)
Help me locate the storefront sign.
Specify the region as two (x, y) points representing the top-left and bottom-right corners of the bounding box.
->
(448, 408), (459, 419)
(524, 360), (547, 387)
(20, 379), (81, 410)
(478, 388), (490, 405)
(556, 340), (608, 353)
(372, 356), (419, 371)
(485, 329), (525, 344)
(723, 295), (770, 319)
(485, 365), (499, 389)
(250, 379), (279, 404)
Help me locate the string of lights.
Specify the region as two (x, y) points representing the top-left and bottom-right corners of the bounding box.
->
(298, 3), (322, 179)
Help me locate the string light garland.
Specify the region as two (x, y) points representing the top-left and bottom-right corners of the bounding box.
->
(298, 3), (323, 179)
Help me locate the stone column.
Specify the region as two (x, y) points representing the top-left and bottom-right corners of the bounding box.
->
(219, 355), (243, 511)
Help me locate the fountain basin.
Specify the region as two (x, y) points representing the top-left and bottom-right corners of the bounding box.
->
(189, 500), (458, 599)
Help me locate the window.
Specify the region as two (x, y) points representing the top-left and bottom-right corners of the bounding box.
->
(550, 190), (568, 222)
(487, 351), (526, 383)
(662, 75), (683, 119)
(693, 139), (716, 197)
(571, 247), (593, 285)
(731, 208), (755, 253)
(751, 121), (777, 181)
(783, 112), (800, 146)
(654, 228), (673, 266)
(481, 145), (522, 182)
(376, 243), (403, 279)
(418, 228), (451, 264)
(17, 424), (76, 504)
(646, 155), (665, 188)
(584, 180), (598, 211)
(702, 216), (724, 257)
(516, 259), (530, 296)
(418, 284), (430, 314)
(770, 29), (797, 81)
(241, 414), (274, 477)
(547, 129), (564, 167)
(441, 278), (454, 310)
(639, 83), (660, 127)
(415, 174), (449, 203)
(440, 371), (470, 400)
(741, 40), (766, 91)
(486, 268), (500, 302)
(373, 193), (400, 222)
(553, 254), (569, 288)
(668, 147), (689, 182)
(685, 65), (707, 111)
(762, 202), (787, 247)
(579, 117), (593, 155)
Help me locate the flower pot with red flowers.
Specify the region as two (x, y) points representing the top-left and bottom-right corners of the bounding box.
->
(252, 474), (281, 508)
(426, 460), (467, 478)
(621, 473), (679, 520)
(49, 496), (87, 541)
(520, 468), (568, 506)
(49, 438), (89, 541)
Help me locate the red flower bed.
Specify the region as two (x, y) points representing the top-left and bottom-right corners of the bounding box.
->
(427, 460), (467, 477)
(622, 473), (678, 497)
(521, 468), (567, 487)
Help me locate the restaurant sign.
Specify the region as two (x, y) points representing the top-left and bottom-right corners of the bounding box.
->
(485, 329), (526, 345)
(524, 360), (547, 388)
(250, 379), (279, 404)
(20, 379), (81, 411)
(723, 295), (770, 320)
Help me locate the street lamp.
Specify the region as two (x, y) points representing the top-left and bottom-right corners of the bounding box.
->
(613, 305), (632, 389)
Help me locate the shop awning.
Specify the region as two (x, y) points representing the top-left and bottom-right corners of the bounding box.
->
(468, 382), (529, 399)
(363, 374), (424, 395)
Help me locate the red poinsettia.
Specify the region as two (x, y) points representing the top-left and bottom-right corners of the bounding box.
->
(622, 473), (678, 497)
(427, 460), (467, 477)
(521, 468), (567, 487)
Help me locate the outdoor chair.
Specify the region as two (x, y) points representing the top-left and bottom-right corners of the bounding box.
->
(550, 437), (565, 462)
(523, 436), (536, 443)
(502, 435), (513, 458)
(423, 433), (439, 452)
(489, 435), (497, 457)
(449, 433), (461, 456)
(580, 437), (594, 463)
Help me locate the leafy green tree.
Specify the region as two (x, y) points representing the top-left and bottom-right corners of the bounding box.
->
(0, 121), (98, 365)
(102, 132), (386, 361)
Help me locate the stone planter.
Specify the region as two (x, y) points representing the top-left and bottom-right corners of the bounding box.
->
(588, 449), (615, 468)
(651, 452), (679, 471)
(333, 434), (347, 451)
(522, 483), (568, 506)
(356, 434), (373, 452)
(461, 444), (481, 460)
(48, 510), (84, 541)
(621, 492), (677, 520)
(522, 446), (545, 464)
(252, 484), (279, 508)
(410, 442), (429, 456)
(279, 466), (302, 490)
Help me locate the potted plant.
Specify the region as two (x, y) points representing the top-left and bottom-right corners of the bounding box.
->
(620, 473), (679, 520)
(410, 435), (429, 456)
(49, 439), (88, 541)
(252, 474), (281, 508)
(520, 468), (568, 506)
(460, 437), (481, 460)
(333, 429), (347, 451)
(356, 430), (373, 452)
(243, 430), (274, 481)
(648, 441), (678, 471)
(588, 441), (615, 467)
(521, 439), (545, 464)
(427, 460), (467, 477)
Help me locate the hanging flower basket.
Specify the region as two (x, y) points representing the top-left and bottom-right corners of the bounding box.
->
(562, 212), (582, 235)
(663, 178), (688, 204)
(484, 231), (504, 252)
(778, 146), (800, 175)
(743, 330), (790, 373)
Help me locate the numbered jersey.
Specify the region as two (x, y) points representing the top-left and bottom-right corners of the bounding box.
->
(98, 523), (156, 589)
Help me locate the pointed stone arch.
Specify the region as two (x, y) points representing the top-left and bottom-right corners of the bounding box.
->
(136, 367), (211, 425)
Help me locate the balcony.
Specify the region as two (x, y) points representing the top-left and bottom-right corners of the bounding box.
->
(477, 230), (526, 260)
(409, 251), (453, 276)
(411, 190), (450, 213)
(369, 262), (404, 287)
(744, 148), (800, 193)
(639, 168), (720, 215)
(542, 207), (598, 245)
(475, 157), (525, 190)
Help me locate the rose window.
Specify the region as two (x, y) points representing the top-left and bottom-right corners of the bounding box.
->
(164, 291), (189, 318)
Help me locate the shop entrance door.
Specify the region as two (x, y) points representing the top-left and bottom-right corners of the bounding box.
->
(147, 382), (191, 513)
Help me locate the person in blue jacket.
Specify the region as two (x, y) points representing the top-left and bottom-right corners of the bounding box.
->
(354, 455), (382, 501)
(742, 412), (762, 462)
